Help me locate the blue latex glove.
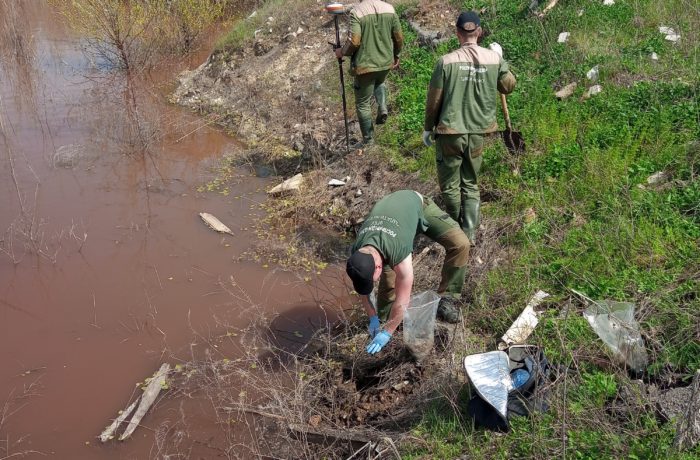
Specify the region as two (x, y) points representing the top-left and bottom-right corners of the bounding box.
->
(368, 315), (380, 338)
(366, 330), (392, 355)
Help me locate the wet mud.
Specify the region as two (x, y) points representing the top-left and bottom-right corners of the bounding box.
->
(299, 324), (451, 429)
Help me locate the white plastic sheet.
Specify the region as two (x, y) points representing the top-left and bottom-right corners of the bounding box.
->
(583, 300), (648, 373)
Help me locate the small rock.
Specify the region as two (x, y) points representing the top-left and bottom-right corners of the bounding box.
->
(651, 52), (659, 61)
(557, 32), (570, 43)
(583, 85), (603, 99)
(658, 386), (693, 422)
(523, 207), (537, 224)
(53, 144), (84, 168)
(603, 0), (615, 5)
(328, 179), (346, 186)
(555, 82), (577, 99)
(308, 414), (321, 428)
(392, 380), (409, 391)
(646, 171), (669, 185)
(296, 27), (304, 35)
(355, 189), (363, 197)
(586, 65), (600, 82)
(253, 41), (272, 56)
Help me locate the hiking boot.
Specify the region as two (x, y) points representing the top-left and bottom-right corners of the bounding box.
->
(351, 137), (374, 150)
(376, 111), (388, 125)
(437, 297), (461, 323)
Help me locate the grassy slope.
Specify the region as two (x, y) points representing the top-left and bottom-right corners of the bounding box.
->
(378, 0), (699, 458)
(210, 0), (698, 457)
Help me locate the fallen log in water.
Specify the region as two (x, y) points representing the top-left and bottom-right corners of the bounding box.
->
(199, 212), (234, 235)
(99, 399), (138, 442)
(99, 363), (171, 442)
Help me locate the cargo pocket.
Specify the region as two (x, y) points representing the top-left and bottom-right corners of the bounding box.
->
(469, 134), (485, 159)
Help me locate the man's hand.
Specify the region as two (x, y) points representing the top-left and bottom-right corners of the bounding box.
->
(335, 47), (343, 59)
(422, 130), (434, 147)
(368, 315), (380, 338)
(392, 57), (400, 70)
(366, 330), (391, 354)
(488, 42), (503, 58)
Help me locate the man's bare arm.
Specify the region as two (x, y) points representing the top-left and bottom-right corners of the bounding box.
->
(384, 255), (413, 334)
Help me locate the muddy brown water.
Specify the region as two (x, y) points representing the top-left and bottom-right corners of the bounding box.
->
(0, 2), (345, 458)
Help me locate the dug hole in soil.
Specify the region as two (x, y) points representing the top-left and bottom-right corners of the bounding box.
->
(299, 321), (453, 429)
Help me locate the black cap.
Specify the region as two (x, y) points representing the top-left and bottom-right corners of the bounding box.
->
(456, 11), (480, 32)
(346, 251), (375, 295)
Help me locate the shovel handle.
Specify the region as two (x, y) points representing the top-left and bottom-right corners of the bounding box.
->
(500, 93), (513, 131)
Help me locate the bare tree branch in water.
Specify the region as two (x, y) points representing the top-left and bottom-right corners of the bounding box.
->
(0, 0), (38, 114)
(51, 0), (158, 72)
(51, 0), (231, 71)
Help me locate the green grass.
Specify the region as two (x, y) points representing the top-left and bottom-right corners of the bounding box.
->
(370, 0), (700, 457)
(215, 0), (289, 52)
(210, 0), (698, 457)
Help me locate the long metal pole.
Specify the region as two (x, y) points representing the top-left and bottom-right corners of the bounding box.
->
(334, 15), (350, 154)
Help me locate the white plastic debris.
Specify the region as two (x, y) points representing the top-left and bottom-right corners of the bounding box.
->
(557, 32), (570, 43)
(583, 299), (648, 373)
(647, 171), (669, 185)
(355, 189), (363, 197)
(584, 85), (603, 98)
(650, 52), (659, 61)
(603, 0), (615, 6)
(328, 178), (346, 186)
(659, 26), (681, 42)
(498, 290), (550, 350)
(463, 351), (513, 421)
(577, 9), (584, 16)
(586, 65), (600, 82)
(248, 11), (257, 19)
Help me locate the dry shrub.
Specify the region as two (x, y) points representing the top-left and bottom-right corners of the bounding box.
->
(51, 0), (237, 71)
(157, 275), (474, 458)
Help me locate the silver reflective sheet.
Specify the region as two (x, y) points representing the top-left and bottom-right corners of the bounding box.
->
(463, 351), (513, 420)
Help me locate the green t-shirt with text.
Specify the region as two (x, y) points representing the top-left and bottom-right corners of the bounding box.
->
(352, 190), (427, 267)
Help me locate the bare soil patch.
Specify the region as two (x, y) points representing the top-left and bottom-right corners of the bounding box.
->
(408, 0), (460, 37)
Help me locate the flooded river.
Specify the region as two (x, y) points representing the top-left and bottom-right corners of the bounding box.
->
(1, 2), (342, 458)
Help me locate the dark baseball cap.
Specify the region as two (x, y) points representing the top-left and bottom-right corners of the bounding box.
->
(346, 251), (375, 295)
(456, 11), (480, 32)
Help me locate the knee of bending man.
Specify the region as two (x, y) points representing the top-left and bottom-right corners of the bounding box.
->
(440, 227), (470, 266)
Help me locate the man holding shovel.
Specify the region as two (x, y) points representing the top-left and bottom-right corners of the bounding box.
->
(346, 190), (470, 355)
(423, 11), (516, 245)
(334, 0), (403, 149)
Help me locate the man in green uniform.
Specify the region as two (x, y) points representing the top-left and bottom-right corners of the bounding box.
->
(335, 0), (403, 148)
(423, 11), (516, 245)
(346, 190), (470, 355)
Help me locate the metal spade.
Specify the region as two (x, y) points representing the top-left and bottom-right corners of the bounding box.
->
(500, 93), (525, 154)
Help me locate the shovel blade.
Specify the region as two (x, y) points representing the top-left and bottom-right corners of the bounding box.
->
(502, 129), (525, 154)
